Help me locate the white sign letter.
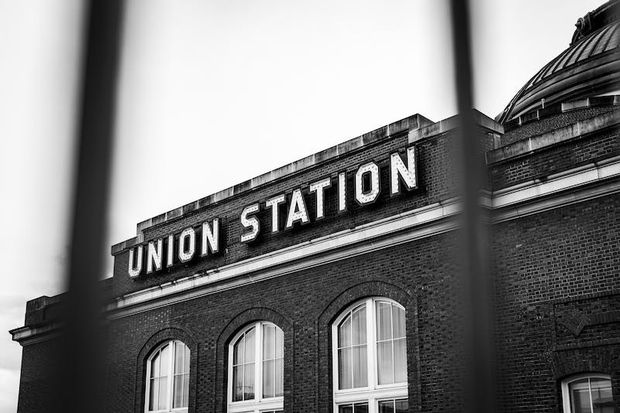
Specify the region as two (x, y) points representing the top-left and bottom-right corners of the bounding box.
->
(286, 189), (310, 228)
(240, 203), (260, 243)
(265, 194), (285, 233)
(390, 146), (417, 195)
(309, 178), (331, 220)
(146, 239), (163, 274)
(355, 162), (380, 205)
(338, 172), (347, 212)
(178, 228), (196, 263)
(166, 235), (174, 267)
(128, 246), (143, 278)
(201, 218), (220, 256)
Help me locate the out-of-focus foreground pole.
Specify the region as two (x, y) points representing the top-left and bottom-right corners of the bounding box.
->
(448, 1), (494, 413)
(54, 1), (124, 412)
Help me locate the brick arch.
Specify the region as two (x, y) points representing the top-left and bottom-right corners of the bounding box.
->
(135, 326), (199, 413)
(318, 280), (415, 324)
(316, 280), (421, 412)
(214, 307), (294, 413)
(552, 348), (618, 380)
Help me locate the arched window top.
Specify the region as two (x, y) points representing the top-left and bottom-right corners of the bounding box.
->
(228, 321), (284, 413)
(561, 373), (613, 413)
(332, 297), (408, 413)
(145, 340), (190, 412)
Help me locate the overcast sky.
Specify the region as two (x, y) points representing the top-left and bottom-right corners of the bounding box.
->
(0, 0), (603, 411)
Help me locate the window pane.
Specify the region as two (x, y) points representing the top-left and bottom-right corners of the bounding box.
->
(263, 359), (275, 398)
(149, 378), (158, 411)
(338, 403), (368, 413)
(173, 375), (183, 408)
(377, 341), (394, 385)
(338, 348), (352, 389)
(591, 378), (613, 413)
(182, 374), (189, 407)
(160, 344), (170, 377)
(184, 345), (190, 372)
(352, 345), (368, 388)
(395, 399), (409, 413)
(338, 405), (353, 413)
(233, 365), (243, 401)
(264, 325), (275, 360)
(339, 315), (352, 347)
(233, 335), (244, 365)
(275, 358), (283, 397)
(571, 385), (591, 413)
(174, 342), (184, 374)
(394, 338), (407, 383)
(352, 306), (367, 345)
(243, 362), (255, 400)
(392, 305), (406, 339)
(245, 328), (256, 363)
(151, 352), (160, 378)
(157, 376), (168, 410)
(378, 400), (395, 413)
(275, 327), (284, 358)
(376, 302), (392, 341)
(354, 402), (369, 413)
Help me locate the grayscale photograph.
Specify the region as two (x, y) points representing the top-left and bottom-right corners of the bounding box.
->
(0, 0), (618, 412)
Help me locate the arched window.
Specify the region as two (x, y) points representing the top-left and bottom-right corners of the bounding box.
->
(332, 298), (408, 413)
(228, 322), (284, 413)
(561, 374), (613, 413)
(145, 340), (190, 412)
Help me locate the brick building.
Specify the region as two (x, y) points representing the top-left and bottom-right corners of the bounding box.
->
(10, 1), (620, 412)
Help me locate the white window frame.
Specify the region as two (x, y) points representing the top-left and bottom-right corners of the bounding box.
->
(144, 340), (190, 413)
(561, 373), (612, 413)
(227, 321), (284, 413)
(332, 298), (408, 413)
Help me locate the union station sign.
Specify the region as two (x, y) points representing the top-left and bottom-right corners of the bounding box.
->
(127, 145), (417, 278)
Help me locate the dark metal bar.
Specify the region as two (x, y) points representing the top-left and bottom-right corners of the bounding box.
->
(53, 1), (124, 412)
(448, 1), (494, 412)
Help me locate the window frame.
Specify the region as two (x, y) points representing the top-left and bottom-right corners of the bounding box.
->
(561, 373), (613, 413)
(144, 340), (190, 413)
(331, 297), (408, 413)
(227, 321), (284, 413)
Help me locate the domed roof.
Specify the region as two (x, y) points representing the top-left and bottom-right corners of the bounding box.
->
(497, 0), (620, 124)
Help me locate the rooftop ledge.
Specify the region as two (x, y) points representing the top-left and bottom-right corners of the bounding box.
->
(486, 109), (620, 164)
(407, 109), (504, 143)
(111, 113), (435, 255)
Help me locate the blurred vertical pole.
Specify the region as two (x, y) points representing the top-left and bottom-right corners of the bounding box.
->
(55, 1), (124, 413)
(448, 1), (494, 413)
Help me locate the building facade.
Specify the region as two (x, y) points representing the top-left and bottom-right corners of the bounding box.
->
(10, 1), (620, 412)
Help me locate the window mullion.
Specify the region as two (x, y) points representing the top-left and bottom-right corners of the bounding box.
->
(349, 309), (354, 388)
(256, 322), (262, 402)
(145, 354), (152, 413)
(368, 298), (376, 391)
(390, 304), (395, 384)
(168, 342), (175, 410)
(241, 334), (246, 402)
(588, 378), (593, 413)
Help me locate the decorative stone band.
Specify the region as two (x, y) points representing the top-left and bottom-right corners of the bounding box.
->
(493, 155), (620, 211)
(107, 199), (461, 319)
(486, 109), (619, 164)
(9, 323), (61, 345)
(11, 156), (620, 340)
